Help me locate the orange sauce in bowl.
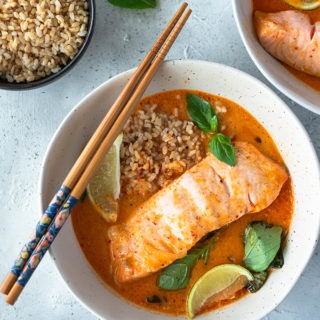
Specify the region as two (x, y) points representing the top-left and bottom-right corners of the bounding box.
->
(252, 0), (320, 92)
(71, 90), (294, 316)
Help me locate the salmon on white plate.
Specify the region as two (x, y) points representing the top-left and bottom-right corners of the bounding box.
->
(254, 10), (320, 77)
(109, 141), (288, 283)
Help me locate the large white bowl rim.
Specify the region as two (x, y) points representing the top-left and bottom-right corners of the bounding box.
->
(40, 60), (320, 320)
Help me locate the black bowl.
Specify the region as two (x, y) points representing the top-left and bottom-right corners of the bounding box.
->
(0, 0), (95, 90)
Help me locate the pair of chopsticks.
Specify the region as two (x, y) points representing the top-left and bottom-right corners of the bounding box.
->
(0, 2), (191, 305)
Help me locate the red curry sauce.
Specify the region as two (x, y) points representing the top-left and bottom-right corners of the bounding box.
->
(71, 90), (294, 316)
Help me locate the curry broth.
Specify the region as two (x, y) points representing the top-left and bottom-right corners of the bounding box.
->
(252, 0), (320, 92)
(72, 90), (294, 316)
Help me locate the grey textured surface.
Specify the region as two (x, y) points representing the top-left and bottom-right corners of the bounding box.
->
(0, 1), (319, 319)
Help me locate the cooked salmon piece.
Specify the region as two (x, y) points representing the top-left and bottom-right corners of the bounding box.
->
(254, 10), (320, 77)
(109, 142), (288, 283)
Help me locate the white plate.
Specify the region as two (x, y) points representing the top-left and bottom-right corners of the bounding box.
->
(232, 0), (320, 114)
(40, 60), (320, 320)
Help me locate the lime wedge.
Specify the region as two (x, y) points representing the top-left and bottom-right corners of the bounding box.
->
(283, 0), (320, 10)
(87, 133), (123, 223)
(187, 264), (254, 319)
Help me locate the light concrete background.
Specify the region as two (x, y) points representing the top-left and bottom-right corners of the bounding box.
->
(0, 0), (319, 319)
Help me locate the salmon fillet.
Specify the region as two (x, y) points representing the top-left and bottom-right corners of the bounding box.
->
(254, 10), (320, 77)
(109, 142), (288, 283)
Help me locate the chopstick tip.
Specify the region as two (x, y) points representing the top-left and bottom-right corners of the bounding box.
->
(0, 272), (17, 295)
(5, 282), (24, 305)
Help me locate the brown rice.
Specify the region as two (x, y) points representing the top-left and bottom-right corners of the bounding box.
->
(0, 0), (89, 83)
(120, 104), (205, 196)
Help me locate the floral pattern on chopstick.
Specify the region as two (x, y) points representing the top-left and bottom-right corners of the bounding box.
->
(16, 195), (78, 287)
(11, 185), (70, 277)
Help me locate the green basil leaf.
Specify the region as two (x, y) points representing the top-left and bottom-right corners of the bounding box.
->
(247, 271), (267, 293)
(107, 0), (156, 9)
(202, 248), (210, 265)
(243, 222), (283, 272)
(210, 115), (218, 132)
(270, 247), (284, 269)
(179, 254), (199, 269)
(187, 94), (217, 134)
(158, 263), (189, 290)
(208, 133), (236, 166)
(158, 231), (219, 290)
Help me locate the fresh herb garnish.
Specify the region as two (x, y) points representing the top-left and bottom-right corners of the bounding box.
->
(187, 94), (218, 133)
(270, 247), (284, 269)
(158, 232), (219, 290)
(186, 94), (236, 166)
(209, 133), (236, 166)
(243, 221), (285, 293)
(107, 0), (157, 9)
(243, 221), (283, 273)
(246, 271), (267, 293)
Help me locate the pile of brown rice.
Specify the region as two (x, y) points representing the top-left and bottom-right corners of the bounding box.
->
(120, 104), (205, 196)
(0, 0), (89, 83)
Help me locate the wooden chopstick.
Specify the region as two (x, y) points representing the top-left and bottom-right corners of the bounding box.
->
(71, 7), (192, 200)
(3, 4), (191, 305)
(64, 1), (189, 189)
(0, 2), (189, 297)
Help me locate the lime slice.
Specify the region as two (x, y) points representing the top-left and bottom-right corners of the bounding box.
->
(87, 133), (123, 223)
(283, 0), (320, 10)
(187, 264), (254, 318)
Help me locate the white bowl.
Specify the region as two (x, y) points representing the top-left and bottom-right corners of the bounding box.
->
(40, 60), (320, 320)
(232, 0), (320, 114)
